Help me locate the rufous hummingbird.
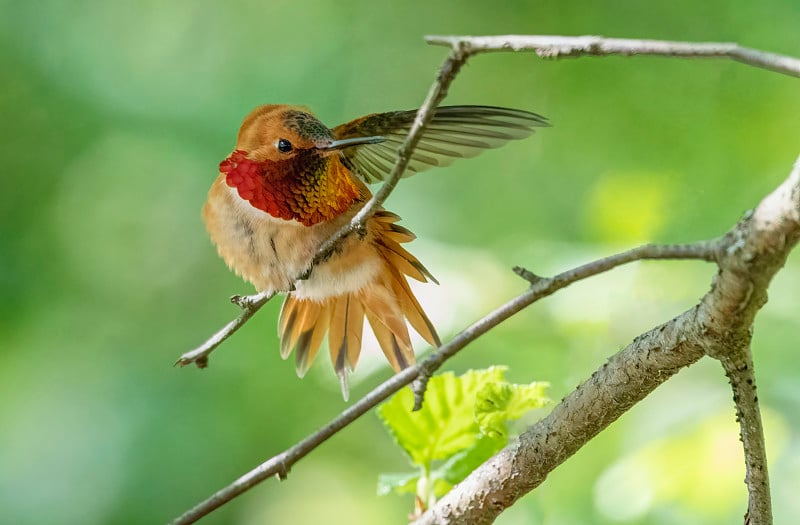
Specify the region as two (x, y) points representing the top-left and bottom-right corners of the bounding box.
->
(203, 104), (547, 397)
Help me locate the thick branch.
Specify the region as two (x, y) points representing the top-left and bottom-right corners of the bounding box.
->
(170, 241), (714, 525)
(416, 309), (707, 525)
(414, 157), (800, 525)
(426, 35), (800, 78)
(699, 159), (800, 525)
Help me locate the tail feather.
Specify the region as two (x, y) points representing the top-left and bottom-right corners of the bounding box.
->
(387, 264), (441, 348)
(379, 240), (439, 284)
(381, 248), (426, 282)
(276, 210), (440, 398)
(373, 211), (440, 347)
(342, 296), (366, 371)
(295, 306), (329, 377)
(327, 295), (348, 369)
(384, 225), (415, 243)
(277, 294), (298, 357)
(373, 211), (437, 284)
(361, 283), (415, 371)
(328, 295), (364, 372)
(280, 299), (320, 363)
(379, 223), (417, 244)
(364, 307), (414, 371)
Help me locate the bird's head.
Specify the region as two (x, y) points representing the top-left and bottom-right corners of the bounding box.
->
(220, 105), (381, 226)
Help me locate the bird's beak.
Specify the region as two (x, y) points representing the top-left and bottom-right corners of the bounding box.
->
(319, 136), (385, 151)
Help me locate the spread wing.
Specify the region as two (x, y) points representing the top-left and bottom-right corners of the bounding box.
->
(332, 105), (548, 183)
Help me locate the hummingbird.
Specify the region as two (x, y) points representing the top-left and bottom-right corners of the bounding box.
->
(203, 104), (548, 397)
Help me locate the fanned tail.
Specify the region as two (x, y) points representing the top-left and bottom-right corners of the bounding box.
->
(277, 211), (439, 399)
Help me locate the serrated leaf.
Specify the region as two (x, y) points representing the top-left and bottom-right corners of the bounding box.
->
(475, 380), (550, 439)
(377, 472), (419, 496)
(377, 367), (508, 466)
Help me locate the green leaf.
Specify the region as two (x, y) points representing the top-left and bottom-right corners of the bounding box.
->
(431, 477), (454, 499)
(430, 434), (505, 496)
(475, 380), (550, 439)
(377, 472), (419, 496)
(377, 367), (508, 466)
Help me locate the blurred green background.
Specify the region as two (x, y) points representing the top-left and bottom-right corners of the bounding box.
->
(1, 1), (799, 524)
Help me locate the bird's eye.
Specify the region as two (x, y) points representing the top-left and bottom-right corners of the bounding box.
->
(277, 138), (293, 153)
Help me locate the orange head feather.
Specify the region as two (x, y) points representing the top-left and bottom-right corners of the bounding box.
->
(220, 105), (363, 226)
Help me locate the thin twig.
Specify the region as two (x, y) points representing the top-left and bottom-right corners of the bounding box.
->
(175, 47), (470, 368)
(512, 265), (543, 284)
(313, 44), (470, 261)
(175, 291), (273, 367)
(169, 241), (716, 524)
(411, 361), (434, 412)
(426, 35), (800, 78)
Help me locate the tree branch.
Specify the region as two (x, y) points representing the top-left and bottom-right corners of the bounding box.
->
(700, 156), (800, 525)
(175, 291), (274, 367)
(170, 241), (716, 524)
(721, 348), (771, 525)
(414, 157), (800, 525)
(426, 35), (800, 78)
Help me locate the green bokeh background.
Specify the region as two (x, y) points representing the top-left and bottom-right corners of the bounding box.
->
(2, 1), (799, 524)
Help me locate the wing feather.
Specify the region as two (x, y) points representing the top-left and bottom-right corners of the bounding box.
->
(333, 105), (548, 183)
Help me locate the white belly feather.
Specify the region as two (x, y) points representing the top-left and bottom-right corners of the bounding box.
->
(206, 185), (380, 300)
